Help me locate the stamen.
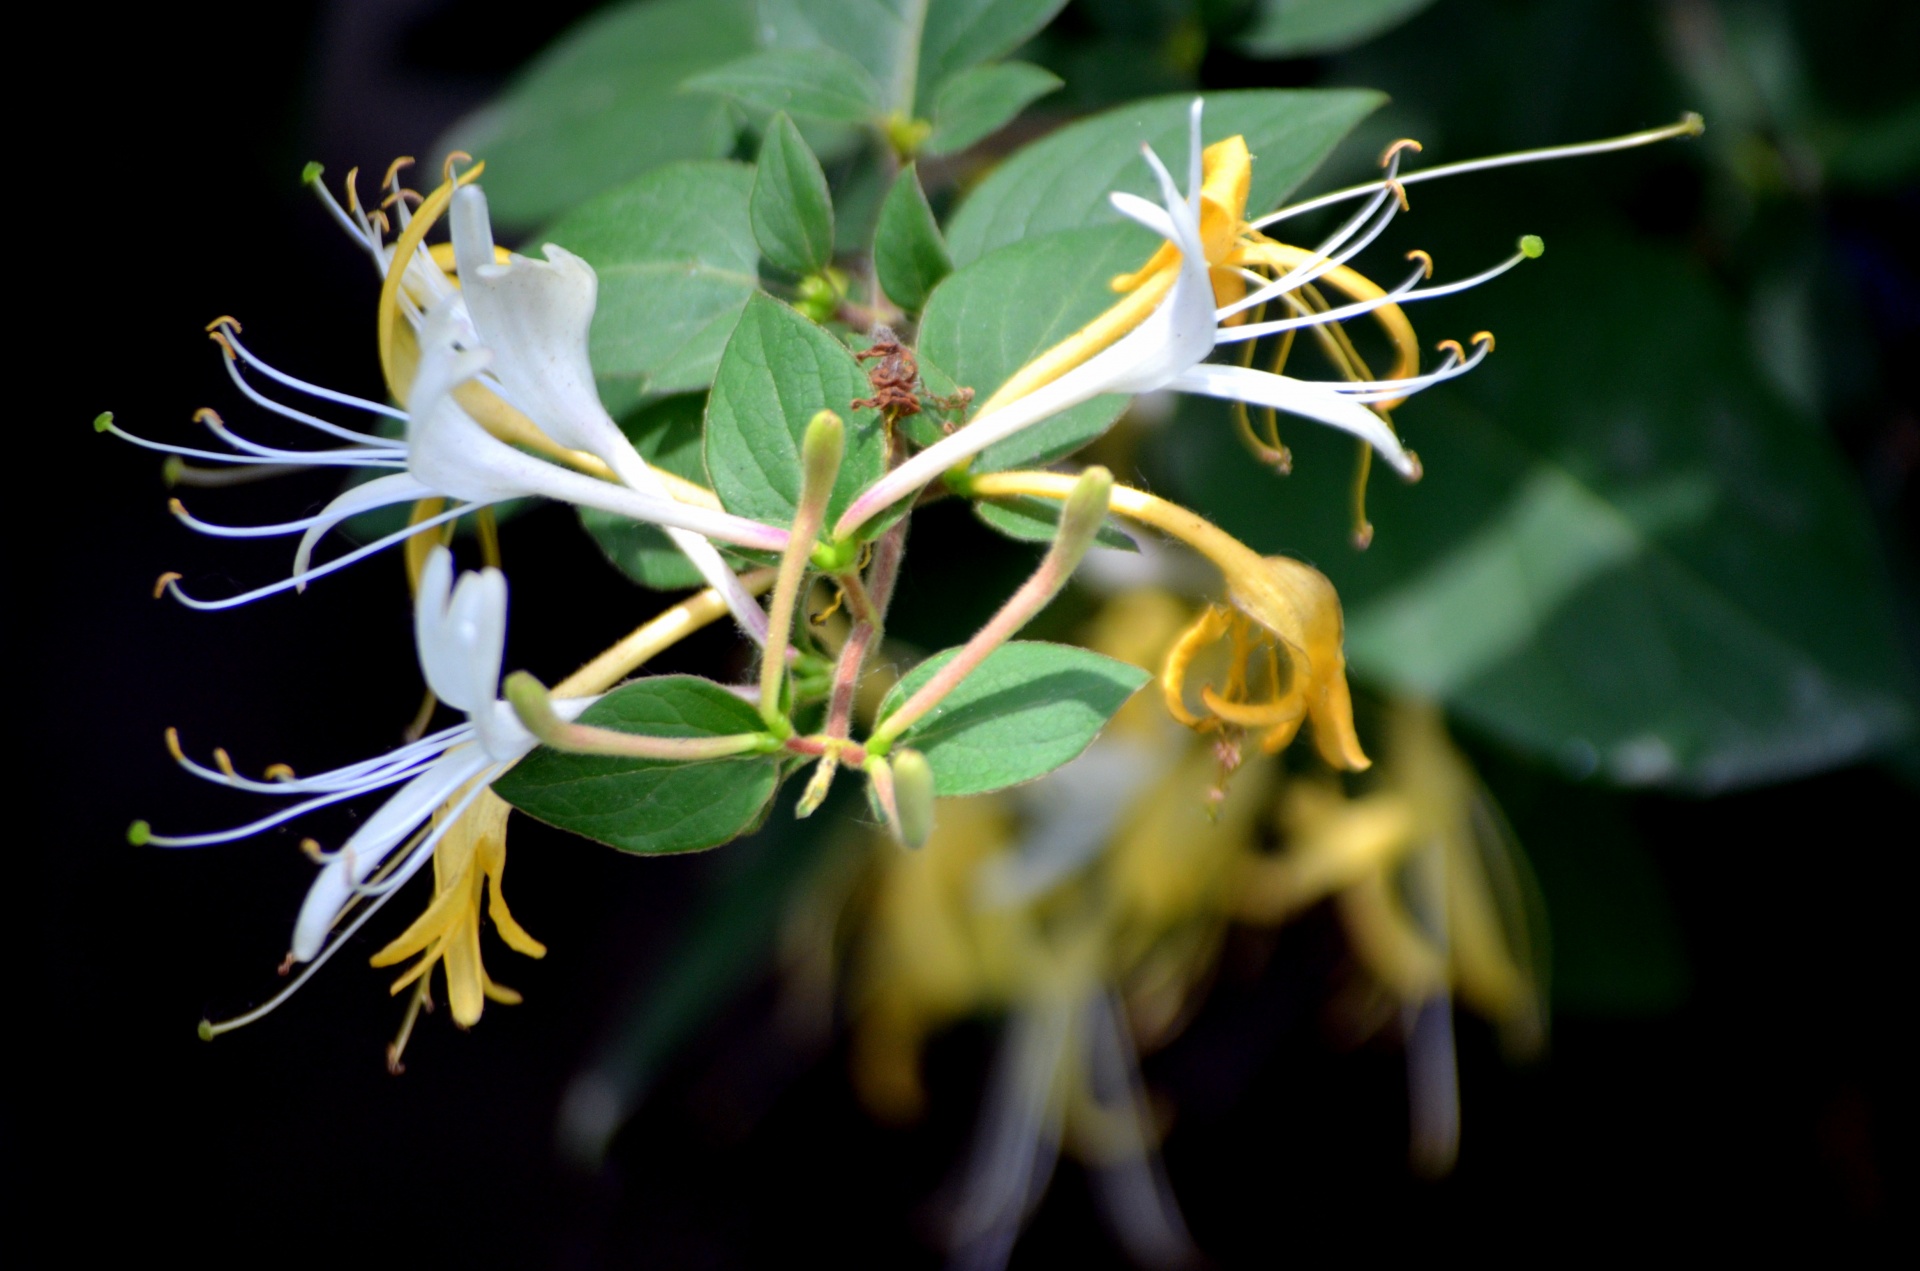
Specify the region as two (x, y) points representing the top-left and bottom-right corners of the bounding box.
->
(205, 315), (242, 335)
(1380, 138), (1424, 166)
(301, 838), (326, 862)
(442, 150), (473, 183)
(165, 458), (308, 487)
(380, 188), (424, 210)
(1255, 115), (1703, 228)
(1406, 249), (1434, 279)
(1385, 178), (1410, 213)
(1473, 329), (1496, 351)
(266, 764), (297, 781)
(218, 327), (408, 422)
(1435, 339), (1465, 362)
(152, 571), (182, 600)
(213, 748), (238, 779)
(1352, 442), (1375, 550)
(161, 501), (480, 610)
(164, 728), (186, 762)
(381, 156), (415, 191)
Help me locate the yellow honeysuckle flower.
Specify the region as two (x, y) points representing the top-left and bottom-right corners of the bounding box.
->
(1235, 701), (1544, 1051)
(370, 786), (546, 1029)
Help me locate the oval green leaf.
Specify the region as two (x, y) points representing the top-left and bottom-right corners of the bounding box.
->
(495, 676), (781, 854)
(945, 88), (1385, 265)
(876, 641), (1151, 795)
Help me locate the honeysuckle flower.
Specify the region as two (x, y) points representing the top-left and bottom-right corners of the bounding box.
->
(1232, 700), (1544, 1174)
(839, 109), (1703, 543)
(110, 301), (789, 611)
(136, 548), (594, 1033)
(834, 101), (1523, 539)
(1160, 553), (1370, 772)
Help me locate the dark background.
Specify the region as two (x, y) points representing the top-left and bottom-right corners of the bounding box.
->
(18, 1), (1911, 1262)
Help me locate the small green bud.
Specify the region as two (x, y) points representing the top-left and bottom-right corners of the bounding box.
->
(127, 820), (151, 846)
(301, 160), (324, 186)
(883, 112), (933, 161)
(93, 411), (114, 433)
(802, 410), (846, 496)
(1519, 234), (1545, 260)
(197, 1019), (215, 1042)
(892, 749), (936, 849)
(810, 537), (860, 573)
(1055, 465), (1115, 568)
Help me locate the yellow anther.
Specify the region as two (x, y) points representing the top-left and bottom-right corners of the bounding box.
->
(152, 571), (182, 599)
(344, 167), (362, 214)
(192, 407), (223, 427)
(1405, 248), (1434, 279)
(381, 156), (415, 191)
(1472, 330), (1495, 351)
(167, 497), (186, 518)
(204, 315), (242, 334)
(380, 187), (424, 210)
(300, 838), (327, 862)
(370, 209), (391, 237)
(164, 727), (186, 762)
(442, 150), (474, 183)
(213, 748), (237, 778)
(1384, 178), (1410, 212)
(1380, 138), (1424, 166)
(265, 763), (297, 781)
(1434, 339), (1466, 362)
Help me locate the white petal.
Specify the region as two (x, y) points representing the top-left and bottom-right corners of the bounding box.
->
(292, 471), (440, 579)
(289, 744), (495, 961)
(1166, 363), (1417, 476)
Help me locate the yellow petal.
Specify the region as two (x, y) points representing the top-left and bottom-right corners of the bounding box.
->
(1159, 605), (1234, 729)
(1227, 557), (1370, 770)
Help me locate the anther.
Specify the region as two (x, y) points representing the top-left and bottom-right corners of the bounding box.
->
(167, 497), (187, 520)
(380, 188), (423, 210)
(164, 727), (186, 762)
(1380, 138), (1424, 166)
(192, 407), (224, 428)
(207, 328), (237, 358)
(1405, 450), (1424, 482)
(1435, 339), (1466, 361)
(278, 952), (297, 977)
(265, 763), (297, 781)
(1385, 177), (1411, 212)
(213, 748), (237, 778)
(204, 315), (243, 334)
(153, 571), (182, 600)
(1472, 330), (1495, 351)
(300, 838), (327, 862)
(344, 167), (362, 213)
(1405, 248), (1435, 279)
(370, 209), (391, 236)
(442, 150), (474, 183)
(381, 156), (415, 191)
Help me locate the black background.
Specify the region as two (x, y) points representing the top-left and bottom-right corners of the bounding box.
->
(18, 1), (1910, 1263)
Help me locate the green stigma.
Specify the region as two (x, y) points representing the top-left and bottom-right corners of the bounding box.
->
(301, 160), (324, 185)
(197, 1019), (215, 1042)
(1519, 235), (1545, 259)
(127, 819), (151, 846)
(93, 411), (114, 433)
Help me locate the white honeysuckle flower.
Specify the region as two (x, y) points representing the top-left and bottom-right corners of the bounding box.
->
(108, 301), (790, 611)
(448, 186), (769, 641)
(836, 99), (1560, 539)
(135, 548), (593, 1023)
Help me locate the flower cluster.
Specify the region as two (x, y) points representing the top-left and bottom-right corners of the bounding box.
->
(107, 100), (1692, 1087)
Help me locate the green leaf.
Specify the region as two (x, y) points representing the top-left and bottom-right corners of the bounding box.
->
(1237, 0), (1440, 59)
(917, 1), (1072, 111)
(543, 161), (761, 415)
(751, 114), (836, 275)
(1158, 234), (1916, 792)
(580, 394), (740, 590)
(873, 163), (952, 311)
(758, 0), (1065, 116)
(916, 222), (1154, 469)
(684, 47), (883, 123)
(704, 293), (886, 527)
(925, 61), (1062, 155)
(876, 641), (1150, 795)
(973, 496), (1138, 551)
(945, 89), (1385, 265)
(432, 0), (756, 226)
(495, 676), (781, 854)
